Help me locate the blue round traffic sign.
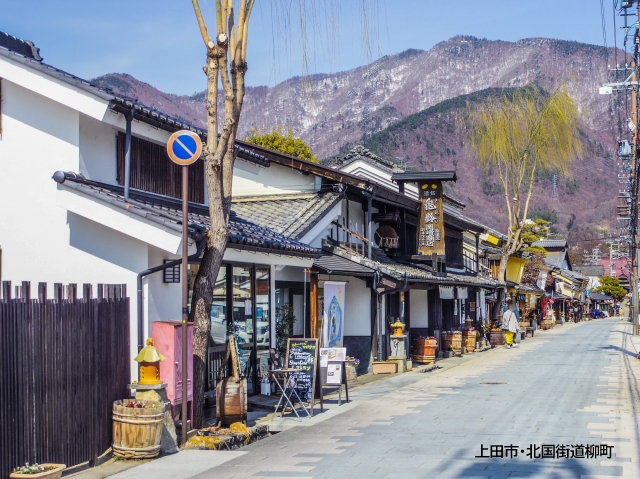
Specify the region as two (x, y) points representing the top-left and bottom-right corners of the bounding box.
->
(167, 130), (202, 166)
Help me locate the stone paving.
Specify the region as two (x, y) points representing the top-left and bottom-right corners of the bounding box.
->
(114, 318), (640, 479)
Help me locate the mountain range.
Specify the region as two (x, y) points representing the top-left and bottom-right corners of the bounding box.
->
(92, 35), (622, 240)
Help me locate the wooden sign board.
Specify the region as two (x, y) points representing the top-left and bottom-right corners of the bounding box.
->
(286, 338), (322, 416)
(417, 180), (445, 256)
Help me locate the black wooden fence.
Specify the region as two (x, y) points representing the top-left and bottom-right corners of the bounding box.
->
(0, 281), (131, 476)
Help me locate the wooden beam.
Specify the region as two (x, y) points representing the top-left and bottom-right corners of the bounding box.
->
(310, 272), (318, 339)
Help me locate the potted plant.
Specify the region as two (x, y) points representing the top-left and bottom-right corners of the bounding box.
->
(441, 331), (462, 355)
(11, 463), (66, 479)
(412, 336), (437, 364)
(371, 360), (398, 374)
(488, 327), (506, 346)
(345, 356), (359, 381)
(461, 328), (476, 354)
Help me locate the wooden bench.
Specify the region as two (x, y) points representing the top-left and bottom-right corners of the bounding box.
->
(525, 327), (534, 337)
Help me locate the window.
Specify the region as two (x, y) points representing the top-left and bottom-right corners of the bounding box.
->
(162, 260), (180, 283)
(116, 131), (204, 203)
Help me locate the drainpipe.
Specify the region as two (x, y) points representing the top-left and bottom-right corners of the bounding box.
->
(124, 109), (134, 201)
(137, 232), (207, 352)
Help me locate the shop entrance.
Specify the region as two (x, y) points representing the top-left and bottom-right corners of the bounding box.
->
(197, 263), (271, 396)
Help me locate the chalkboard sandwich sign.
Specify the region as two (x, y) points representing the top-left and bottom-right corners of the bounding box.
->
(286, 338), (323, 416)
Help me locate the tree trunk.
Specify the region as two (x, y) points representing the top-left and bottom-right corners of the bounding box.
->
(190, 158), (231, 429)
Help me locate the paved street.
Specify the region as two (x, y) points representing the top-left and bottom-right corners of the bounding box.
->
(115, 318), (640, 479)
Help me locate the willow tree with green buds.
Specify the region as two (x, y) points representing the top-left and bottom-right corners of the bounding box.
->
(189, 0), (255, 428)
(469, 87), (582, 283)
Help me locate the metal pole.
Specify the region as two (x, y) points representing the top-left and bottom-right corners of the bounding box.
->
(367, 196), (372, 259)
(181, 165), (189, 444)
(124, 110), (133, 201)
(635, 0), (640, 335)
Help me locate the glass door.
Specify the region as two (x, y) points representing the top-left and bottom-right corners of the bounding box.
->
(255, 267), (270, 383)
(232, 266), (255, 394)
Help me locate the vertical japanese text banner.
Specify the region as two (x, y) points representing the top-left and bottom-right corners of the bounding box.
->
(418, 181), (445, 256)
(323, 281), (346, 347)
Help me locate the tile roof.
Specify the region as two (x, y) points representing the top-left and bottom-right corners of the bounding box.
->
(589, 292), (613, 301)
(573, 265), (605, 277)
(314, 255), (376, 276)
(232, 192), (342, 240)
(531, 239), (568, 249)
(545, 251), (566, 269)
(323, 240), (501, 288)
(0, 31), (42, 61)
(53, 173), (321, 257)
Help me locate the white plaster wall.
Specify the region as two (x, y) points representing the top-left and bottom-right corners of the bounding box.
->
(0, 80), (146, 380)
(146, 246), (182, 326)
(79, 113), (118, 184)
(319, 274), (371, 336)
(276, 266), (305, 283)
(340, 160), (419, 200)
(410, 289), (429, 328)
(232, 162), (317, 196)
(0, 55), (109, 121)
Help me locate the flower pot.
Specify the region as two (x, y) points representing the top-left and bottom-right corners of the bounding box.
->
(488, 331), (506, 346)
(461, 330), (476, 354)
(112, 399), (165, 459)
(10, 464), (66, 479)
(412, 338), (437, 364)
(441, 331), (462, 355)
(372, 361), (398, 374)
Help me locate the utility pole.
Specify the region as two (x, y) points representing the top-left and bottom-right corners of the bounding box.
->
(603, 1), (640, 333)
(632, 0), (640, 335)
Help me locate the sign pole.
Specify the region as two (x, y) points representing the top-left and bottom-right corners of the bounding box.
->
(181, 165), (188, 446)
(166, 129), (202, 446)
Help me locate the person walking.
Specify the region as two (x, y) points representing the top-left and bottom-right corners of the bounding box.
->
(502, 301), (520, 349)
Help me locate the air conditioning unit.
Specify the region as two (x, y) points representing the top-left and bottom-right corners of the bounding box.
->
(622, 0), (636, 9)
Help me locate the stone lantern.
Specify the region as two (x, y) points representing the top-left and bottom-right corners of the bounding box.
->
(134, 338), (166, 385)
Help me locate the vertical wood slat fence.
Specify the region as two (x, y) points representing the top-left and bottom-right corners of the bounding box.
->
(0, 281), (130, 476)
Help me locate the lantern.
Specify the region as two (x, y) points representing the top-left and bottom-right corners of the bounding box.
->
(390, 319), (405, 336)
(134, 338), (166, 385)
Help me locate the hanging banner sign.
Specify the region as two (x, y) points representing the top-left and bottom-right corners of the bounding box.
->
(323, 281), (346, 347)
(417, 181), (445, 256)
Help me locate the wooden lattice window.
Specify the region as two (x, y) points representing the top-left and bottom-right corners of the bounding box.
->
(116, 131), (204, 203)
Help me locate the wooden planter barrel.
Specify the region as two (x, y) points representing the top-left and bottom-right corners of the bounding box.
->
(441, 332), (462, 355)
(541, 319), (554, 330)
(461, 330), (476, 354)
(412, 338), (437, 364)
(488, 331), (506, 346)
(216, 378), (247, 427)
(113, 400), (164, 459)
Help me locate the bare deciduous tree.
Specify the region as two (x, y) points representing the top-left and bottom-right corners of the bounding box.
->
(189, 0), (254, 428)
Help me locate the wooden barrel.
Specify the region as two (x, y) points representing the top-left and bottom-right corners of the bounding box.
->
(216, 378), (247, 427)
(488, 331), (506, 346)
(461, 330), (476, 354)
(441, 332), (462, 355)
(412, 338), (437, 364)
(112, 399), (164, 459)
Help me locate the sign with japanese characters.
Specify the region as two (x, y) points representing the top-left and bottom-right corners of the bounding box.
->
(417, 181), (445, 256)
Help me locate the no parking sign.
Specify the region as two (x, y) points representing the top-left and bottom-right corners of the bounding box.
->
(167, 130), (202, 165)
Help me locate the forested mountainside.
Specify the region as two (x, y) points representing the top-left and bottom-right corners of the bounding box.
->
(92, 35), (619, 235)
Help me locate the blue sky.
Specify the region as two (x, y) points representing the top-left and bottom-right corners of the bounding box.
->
(2, 1), (623, 96)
